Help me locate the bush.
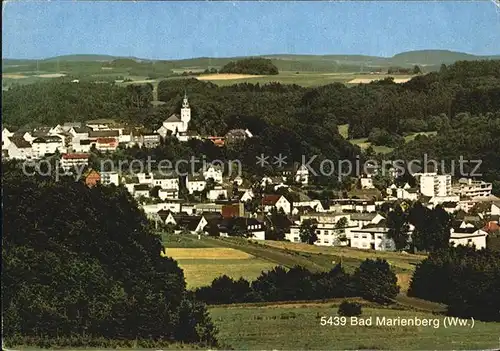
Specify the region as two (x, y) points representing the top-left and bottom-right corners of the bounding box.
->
(338, 301), (362, 317)
(354, 259), (400, 304)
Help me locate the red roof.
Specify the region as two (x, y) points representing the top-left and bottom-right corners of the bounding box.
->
(262, 194), (281, 206)
(62, 153), (90, 160)
(222, 204), (240, 219)
(483, 221), (500, 233)
(97, 137), (117, 144)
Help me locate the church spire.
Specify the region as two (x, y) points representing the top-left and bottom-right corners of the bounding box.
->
(182, 90), (189, 108)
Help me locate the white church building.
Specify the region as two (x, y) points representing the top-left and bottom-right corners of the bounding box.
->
(157, 93), (191, 140)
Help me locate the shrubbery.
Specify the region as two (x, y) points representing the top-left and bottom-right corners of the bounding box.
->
(338, 301), (362, 317)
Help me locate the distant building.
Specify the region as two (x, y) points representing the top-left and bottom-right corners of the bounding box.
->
(419, 173), (451, 197)
(61, 153), (90, 171)
(100, 171), (120, 186)
(156, 93), (191, 139)
(453, 178), (492, 199)
(6, 137), (33, 160)
(225, 129), (253, 145)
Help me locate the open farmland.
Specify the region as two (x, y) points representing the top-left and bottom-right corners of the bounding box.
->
(210, 302), (500, 350)
(161, 234), (424, 292)
(161, 239), (277, 289)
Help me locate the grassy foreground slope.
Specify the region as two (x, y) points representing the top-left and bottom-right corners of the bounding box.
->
(210, 302), (500, 350)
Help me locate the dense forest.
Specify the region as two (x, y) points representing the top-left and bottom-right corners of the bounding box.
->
(408, 246), (500, 321)
(2, 164), (218, 348)
(3, 60), (500, 192)
(219, 58), (279, 75)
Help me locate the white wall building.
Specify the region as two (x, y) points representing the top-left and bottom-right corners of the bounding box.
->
(186, 175), (207, 194)
(202, 164), (223, 184)
(60, 153), (90, 171)
(453, 178), (493, 198)
(156, 93), (191, 138)
(100, 172), (120, 186)
(419, 173), (451, 197)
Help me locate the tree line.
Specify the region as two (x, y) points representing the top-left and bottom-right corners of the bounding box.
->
(194, 259), (400, 306)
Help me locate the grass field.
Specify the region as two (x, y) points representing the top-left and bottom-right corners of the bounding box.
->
(209, 303), (500, 350)
(338, 124), (439, 154)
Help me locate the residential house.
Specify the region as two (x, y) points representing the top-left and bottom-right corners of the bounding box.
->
(72, 139), (92, 153)
(2, 128), (14, 150)
(491, 201), (500, 216)
(61, 153), (90, 171)
(348, 225), (397, 251)
(133, 184), (151, 199)
(449, 227), (488, 250)
(239, 189), (254, 203)
(225, 129), (253, 145)
(158, 188), (179, 201)
(152, 172), (179, 190)
(96, 137), (119, 152)
(218, 217), (266, 240)
(86, 118), (117, 130)
(84, 169), (101, 188)
(294, 164), (310, 185)
(292, 200), (325, 215)
(263, 194), (292, 214)
(139, 133), (161, 148)
(31, 136), (64, 158)
(386, 183), (419, 201)
(202, 164), (223, 184)
(208, 186), (228, 201)
(100, 171), (120, 186)
(186, 174), (207, 194)
(5, 137), (33, 160)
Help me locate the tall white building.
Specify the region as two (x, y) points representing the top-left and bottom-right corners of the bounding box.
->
(419, 173), (451, 197)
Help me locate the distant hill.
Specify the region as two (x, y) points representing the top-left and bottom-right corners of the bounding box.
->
(389, 50), (500, 66)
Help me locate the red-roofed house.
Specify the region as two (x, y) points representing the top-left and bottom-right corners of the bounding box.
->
(96, 137), (118, 152)
(61, 153), (90, 171)
(84, 169), (101, 188)
(262, 194), (291, 214)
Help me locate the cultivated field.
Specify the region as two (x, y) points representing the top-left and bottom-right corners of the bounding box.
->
(348, 76), (413, 84)
(161, 238), (277, 289)
(197, 73), (265, 80)
(160, 234), (423, 291)
(210, 302), (500, 350)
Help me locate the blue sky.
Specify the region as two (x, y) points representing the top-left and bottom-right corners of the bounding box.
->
(2, 1), (500, 59)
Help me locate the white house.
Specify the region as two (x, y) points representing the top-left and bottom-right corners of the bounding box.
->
(295, 164), (309, 185)
(158, 188), (179, 201)
(156, 93), (191, 138)
(348, 226), (396, 251)
(449, 228), (488, 250)
(202, 164), (223, 184)
(2, 128), (14, 150)
(263, 194), (292, 214)
(240, 189), (254, 203)
(100, 171), (120, 186)
(292, 200), (325, 215)
(207, 187), (228, 201)
(31, 136), (64, 158)
(133, 184), (151, 199)
(152, 172), (179, 191)
(386, 183), (419, 201)
(360, 176), (375, 189)
(6, 138), (33, 160)
(491, 202), (500, 216)
(60, 153), (90, 171)
(186, 174), (207, 194)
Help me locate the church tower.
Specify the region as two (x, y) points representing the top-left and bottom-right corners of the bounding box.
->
(180, 91), (191, 130)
